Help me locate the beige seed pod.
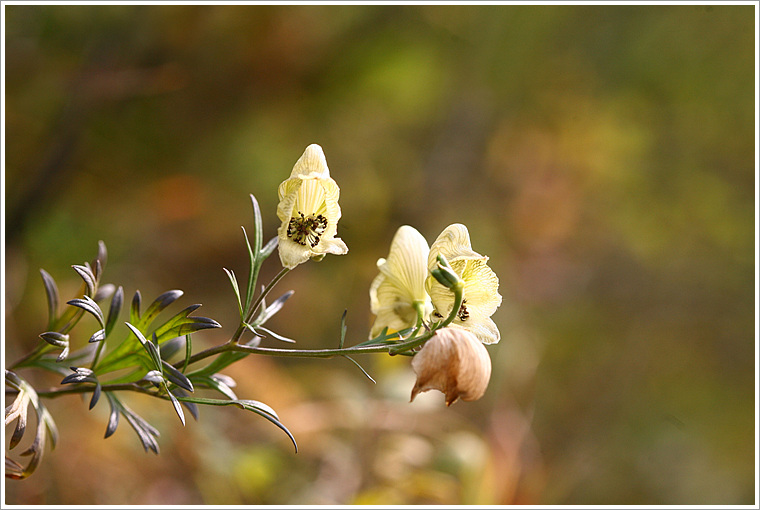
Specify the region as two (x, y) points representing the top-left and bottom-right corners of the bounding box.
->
(410, 327), (492, 406)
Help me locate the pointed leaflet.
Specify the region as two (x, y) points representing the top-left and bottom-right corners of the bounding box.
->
(67, 295), (105, 328)
(161, 360), (194, 392)
(150, 304), (221, 342)
(223, 267), (244, 319)
(190, 374), (238, 400)
(172, 388), (199, 421)
(105, 286), (124, 336)
(104, 393), (120, 438)
(136, 290), (184, 331)
(97, 304), (219, 374)
(260, 236), (278, 260)
(93, 283), (115, 303)
(342, 355), (376, 384)
(254, 290), (294, 326)
(170, 394), (297, 453)
(72, 264), (97, 297)
(251, 325), (296, 343)
(130, 290), (142, 323)
(339, 309), (347, 348)
(91, 240), (107, 280)
(124, 322), (161, 370)
(40, 269), (59, 329)
(39, 331), (68, 348)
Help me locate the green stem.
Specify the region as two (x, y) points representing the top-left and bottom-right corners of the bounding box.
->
(438, 281), (464, 330)
(35, 382), (156, 399)
(233, 266), (290, 344)
(8, 343), (53, 370)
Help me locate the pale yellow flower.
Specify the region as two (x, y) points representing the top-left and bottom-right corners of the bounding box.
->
(426, 224), (502, 344)
(276, 144), (348, 269)
(369, 225), (433, 338)
(410, 327), (492, 405)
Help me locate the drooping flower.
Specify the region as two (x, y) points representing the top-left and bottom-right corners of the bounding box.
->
(426, 224), (502, 344)
(276, 144), (348, 269)
(410, 327), (492, 405)
(369, 225), (433, 338)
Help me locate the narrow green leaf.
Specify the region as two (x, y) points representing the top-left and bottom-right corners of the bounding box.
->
(241, 225), (257, 316)
(39, 332), (68, 348)
(39, 269), (59, 329)
(253, 325), (296, 344)
(72, 264), (96, 296)
(130, 290), (142, 323)
(119, 400), (160, 454)
(260, 236), (278, 260)
(162, 360), (194, 392)
(93, 283), (115, 303)
(104, 393), (120, 438)
(105, 286), (124, 336)
(250, 193), (263, 259)
(223, 267), (243, 319)
(183, 335), (191, 374)
(342, 355), (376, 384)
(137, 290), (184, 330)
(88, 329), (106, 343)
(67, 296), (105, 328)
(8, 397), (28, 450)
(254, 290), (294, 326)
(339, 309), (347, 348)
(91, 240), (107, 280)
(354, 326), (412, 347)
(124, 322), (161, 370)
(150, 305), (221, 344)
(166, 384), (186, 427)
(172, 388), (199, 421)
(171, 395), (297, 453)
(191, 374), (238, 400)
(89, 383), (101, 410)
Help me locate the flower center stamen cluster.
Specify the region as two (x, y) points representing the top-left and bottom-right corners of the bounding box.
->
(457, 299), (469, 322)
(287, 211), (328, 248)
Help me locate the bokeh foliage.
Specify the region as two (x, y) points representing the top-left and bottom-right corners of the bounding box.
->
(4, 3), (756, 505)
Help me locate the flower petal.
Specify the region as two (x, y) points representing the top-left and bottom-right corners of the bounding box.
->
(427, 223), (484, 269)
(380, 226), (430, 304)
(460, 259), (502, 319)
(290, 144), (330, 179)
(369, 226), (432, 338)
(369, 271), (418, 338)
(462, 317), (500, 345)
(277, 234), (313, 269)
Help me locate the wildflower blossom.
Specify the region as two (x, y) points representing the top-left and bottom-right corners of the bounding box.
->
(276, 144), (348, 269)
(369, 226), (433, 338)
(427, 224), (502, 344)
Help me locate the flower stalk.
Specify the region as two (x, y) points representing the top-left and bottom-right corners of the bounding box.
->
(5, 143), (501, 479)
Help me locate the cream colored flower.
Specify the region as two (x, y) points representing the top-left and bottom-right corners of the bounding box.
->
(276, 144), (348, 269)
(410, 327), (492, 406)
(426, 224), (502, 344)
(369, 225), (433, 338)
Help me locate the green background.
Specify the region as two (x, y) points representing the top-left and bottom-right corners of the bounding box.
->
(4, 4), (756, 505)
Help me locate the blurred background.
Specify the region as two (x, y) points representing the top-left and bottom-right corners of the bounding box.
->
(3, 3), (756, 505)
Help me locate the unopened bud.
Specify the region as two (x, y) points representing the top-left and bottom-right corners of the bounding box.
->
(410, 327), (492, 406)
(430, 254), (463, 291)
